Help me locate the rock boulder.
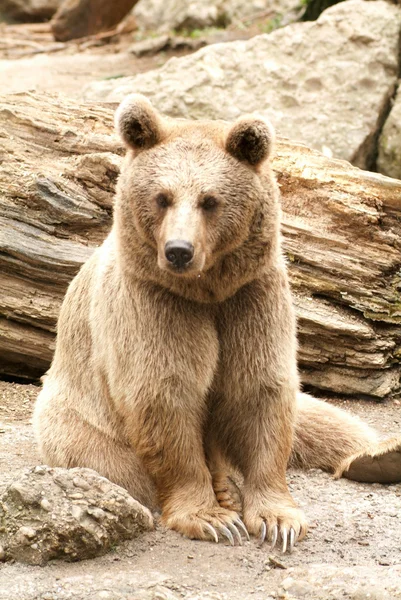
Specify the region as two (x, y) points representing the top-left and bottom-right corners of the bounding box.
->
(378, 88), (401, 180)
(0, 0), (61, 22)
(86, 0), (401, 171)
(0, 466), (154, 565)
(132, 0), (297, 32)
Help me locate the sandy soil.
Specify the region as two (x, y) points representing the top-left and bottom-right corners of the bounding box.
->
(0, 381), (400, 600)
(0, 17), (400, 599)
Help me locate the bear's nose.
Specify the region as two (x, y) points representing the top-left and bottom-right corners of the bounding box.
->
(165, 240), (194, 269)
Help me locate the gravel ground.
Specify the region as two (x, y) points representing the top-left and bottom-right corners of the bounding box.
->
(0, 381), (400, 600)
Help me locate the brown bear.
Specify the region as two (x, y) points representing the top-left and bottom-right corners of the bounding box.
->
(33, 94), (400, 553)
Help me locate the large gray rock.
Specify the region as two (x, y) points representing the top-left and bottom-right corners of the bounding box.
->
(0, 0), (61, 22)
(132, 0), (296, 32)
(377, 88), (401, 180)
(86, 0), (401, 170)
(0, 466), (154, 565)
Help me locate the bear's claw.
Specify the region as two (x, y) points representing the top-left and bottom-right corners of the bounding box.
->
(270, 524), (278, 550)
(203, 518), (249, 545)
(235, 518), (250, 541)
(228, 523), (243, 545)
(259, 521), (267, 545)
(259, 522), (297, 553)
(289, 527), (296, 552)
(220, 525), (235, 546)
(203, 523), (219, 543)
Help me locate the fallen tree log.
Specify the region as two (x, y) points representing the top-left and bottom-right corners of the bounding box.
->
(0, 92), (400, 398)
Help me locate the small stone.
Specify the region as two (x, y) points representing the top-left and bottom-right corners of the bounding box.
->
(86, 506), (106, 521)
(281, 577), (294, 591)
(19, 526), (36, 539)
(0, 546), (5, 561)
(9, 482), (41, 505)
(268, 555), (287, 569)
(34, 466), (47, 475)
(130, 35), (170, 57)
(72, 476), (91, 491)
(40, 498), (51, 511)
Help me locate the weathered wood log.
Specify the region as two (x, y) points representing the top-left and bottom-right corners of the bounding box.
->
(51, 0), (139, 41)
(0, 92), (400, 398)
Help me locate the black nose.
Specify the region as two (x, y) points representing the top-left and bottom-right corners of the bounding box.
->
(165, 240), (194, 269)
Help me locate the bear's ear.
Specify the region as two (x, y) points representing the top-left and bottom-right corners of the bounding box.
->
(225, 117), (275, 166)
(115, 94), (165, 151)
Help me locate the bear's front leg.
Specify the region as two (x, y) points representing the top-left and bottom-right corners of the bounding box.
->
(239, 382), (308, 552)
(101, 286), (245, 545)
(215, 271), (308, 552)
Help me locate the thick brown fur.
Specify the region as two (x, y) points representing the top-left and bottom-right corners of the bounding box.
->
(34, 95), (383, 547)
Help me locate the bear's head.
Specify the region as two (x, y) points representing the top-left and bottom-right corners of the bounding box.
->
(114, 94), (280, 302)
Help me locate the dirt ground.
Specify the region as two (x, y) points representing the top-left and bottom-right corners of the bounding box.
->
(0, 380), (400, 600)
(1, 15), (401, 600)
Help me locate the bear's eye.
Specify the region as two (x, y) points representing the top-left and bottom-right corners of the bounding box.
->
(155, 193), (170, 209)
(201, 196), (218, 211)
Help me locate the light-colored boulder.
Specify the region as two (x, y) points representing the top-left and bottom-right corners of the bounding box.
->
(132, 0), (296, 32)
(0, 0), (61, 22)
(86, 0), (401, 170)
(377, 88), (401, 180)
(0, 466), (154, 565)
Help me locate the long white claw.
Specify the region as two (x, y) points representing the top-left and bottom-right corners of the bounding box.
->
(289, 528), (296, 553)
(204, 523), (219, 543)
(270, 524), (278, 550)
(220, 525), (235, 546)
(259, 521), (267, 545)
(281, 527), (288, 554)
(227, 523), (242, 546)
(235, 518), (250, 541)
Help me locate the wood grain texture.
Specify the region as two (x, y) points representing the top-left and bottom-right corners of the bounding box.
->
(0, 92), (400, 397)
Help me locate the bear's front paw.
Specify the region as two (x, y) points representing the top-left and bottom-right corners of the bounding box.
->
(162, 505), (249, 546)
(244, 499), (307, 553)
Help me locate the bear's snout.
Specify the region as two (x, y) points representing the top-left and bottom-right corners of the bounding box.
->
(165, 240), (194, 270)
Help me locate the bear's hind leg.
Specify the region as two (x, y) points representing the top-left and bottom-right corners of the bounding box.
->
(206, 439), (243, 514)
(33, 397), (156, 509)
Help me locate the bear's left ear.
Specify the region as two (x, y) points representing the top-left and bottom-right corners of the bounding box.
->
(225, 116), (275, 166)
(115, 93), (166, 152)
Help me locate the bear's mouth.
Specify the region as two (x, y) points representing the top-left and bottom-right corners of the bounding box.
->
(164, 261), (202, 279)
(158, 252), (206, 279)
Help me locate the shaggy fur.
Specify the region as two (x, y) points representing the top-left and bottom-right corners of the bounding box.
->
(34, 95), (382, 548)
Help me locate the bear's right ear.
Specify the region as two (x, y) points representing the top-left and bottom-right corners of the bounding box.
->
(115, 94), (165, 151)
